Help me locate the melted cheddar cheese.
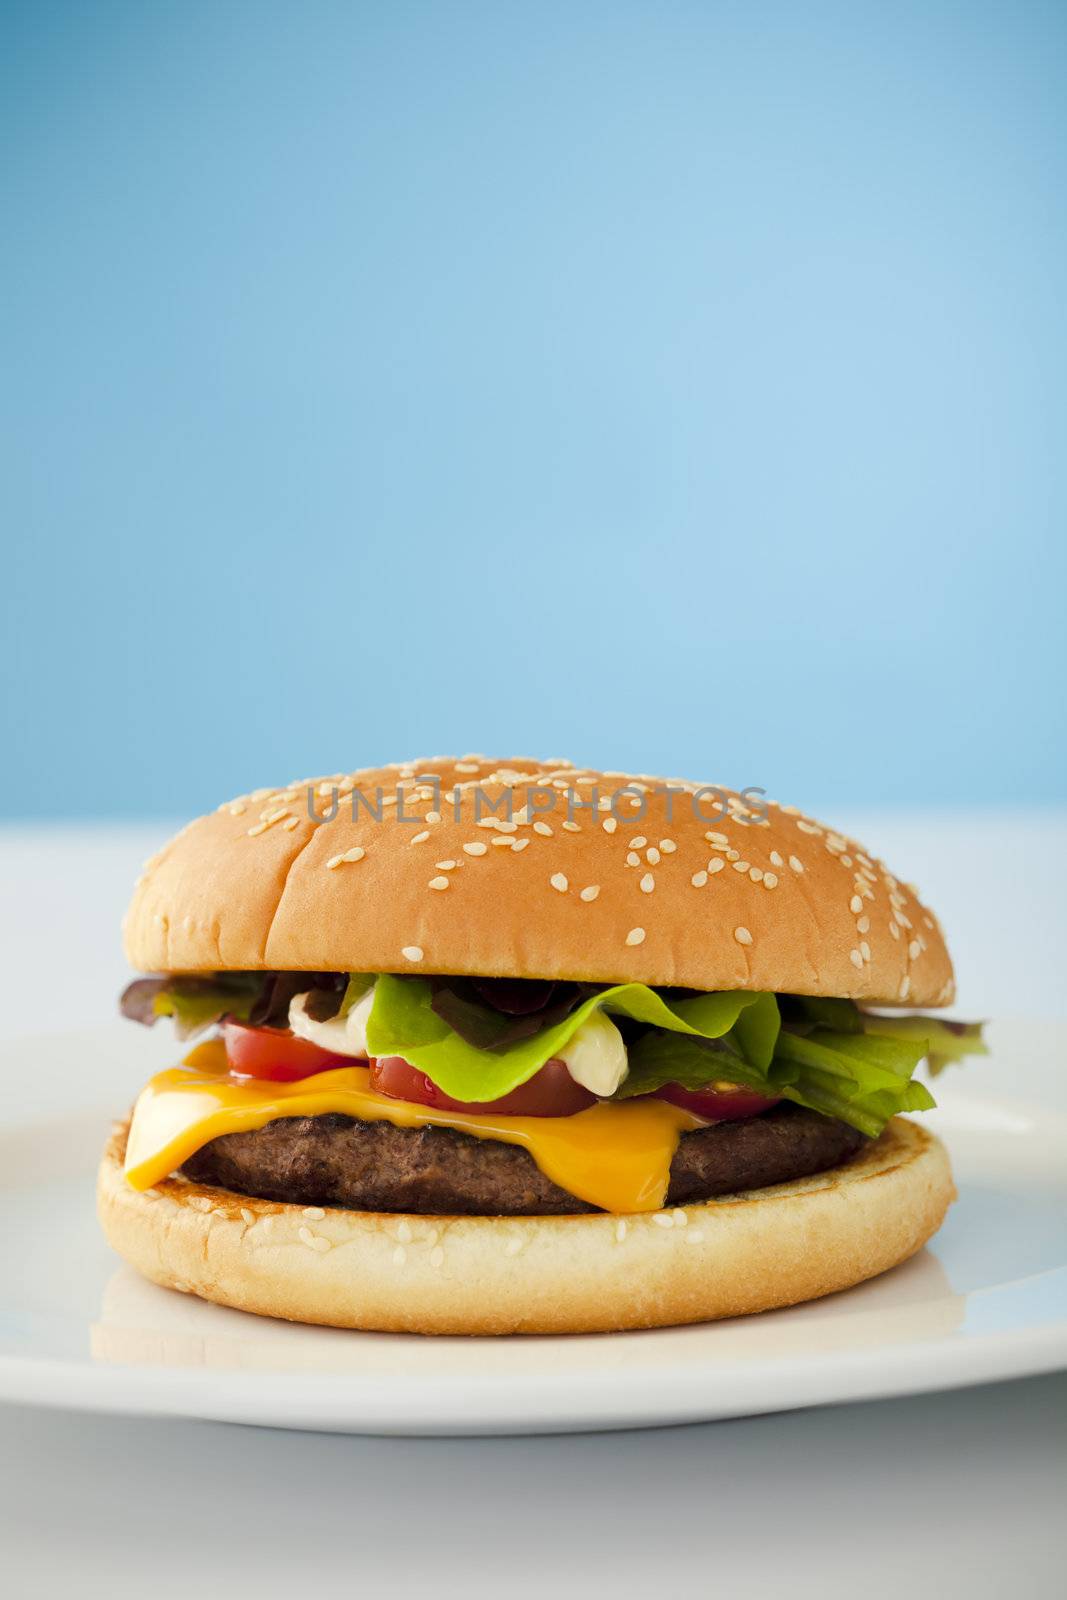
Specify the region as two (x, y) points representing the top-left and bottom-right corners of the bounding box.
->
(123, 1040), (702, 1214)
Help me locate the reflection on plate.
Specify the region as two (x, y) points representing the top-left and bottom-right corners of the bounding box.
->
(90, 1247), (964, 1376)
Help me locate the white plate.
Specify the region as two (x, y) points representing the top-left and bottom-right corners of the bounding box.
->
(2, 1025), (1066, 1435)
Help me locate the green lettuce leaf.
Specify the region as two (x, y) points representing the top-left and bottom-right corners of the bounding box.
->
(624, 1024), (936, 1138)
(365, 974), (774, 1103)
(856, 1012), (988, 1075)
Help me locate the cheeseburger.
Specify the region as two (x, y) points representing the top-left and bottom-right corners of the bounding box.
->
(99, 756), (984, 1335)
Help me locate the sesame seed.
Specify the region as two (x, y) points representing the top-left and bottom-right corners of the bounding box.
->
(900, 975), (911, 999)
(580, 885), (600, 902)
(302, 1206), (326, 1220)
(860, 941), (871, 962)
(672, 1208), (688, 1226)
(691, 870), (708, 887)
(626, 851), (640, 867)
(857, 914), (870, 934)
(240, 1207), (255, 1224)
(660, 839), (676, 853)
(640, 873), (655, 893)
(396, 1219), (413, 1243)
(731, 859), (750, 873)
(490, 835), (515, 848)
(796, 819), (822, 835)
(705, 831), (729, 845)
(401, 946), (424, 962)
(629, 836), (647, 849)
(850, 949), (864, 969)
(789, 855), (804, 873)
(282, 816), (301, 831)
(533, 821), (553, 836)
(763, 872), (778, 889)
(602, 816), (618, 834)
(909, 939), (921, 960)
(454, 761), (479, 773)
(652, 1212), (674, 1228)
(626, 927), (646, 946)
(512, 838), (530, 852)
(749, 867), (763, 883)
(410, 830), (430, 845)
(615, 1219), (629, 1242)
(734, 926), (753, 946)
(889, 922), (901, 940)
(562, 820), (580, 833)
(341, 847), (365, 863)
(247, 822), (269, 837)
(726, 849), (740, 862)
(646, 846), (661, 865)
(707, 858), (725, 875)
(425, 810), (442, 824)
(463, 841), (488, 856)
(429, 875), (449, 890)
(850, 895), (863, 914)
(769, 850), (783, 868)
(550, 872), (569, 893)
(435, 860), (458, 870)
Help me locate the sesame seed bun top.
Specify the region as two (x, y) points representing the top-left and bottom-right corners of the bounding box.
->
(123, 756), (955, 1006)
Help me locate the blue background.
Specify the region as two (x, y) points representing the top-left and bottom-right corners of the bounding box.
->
(3, 0), (1064, 820)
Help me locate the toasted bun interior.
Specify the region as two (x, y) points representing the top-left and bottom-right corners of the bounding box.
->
(124, 757), (954, 1005)
(98, 1118), (954, 1336)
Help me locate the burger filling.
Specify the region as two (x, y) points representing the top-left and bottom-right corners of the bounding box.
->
(119, 971), (984, 1214)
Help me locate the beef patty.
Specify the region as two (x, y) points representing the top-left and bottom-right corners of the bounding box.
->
(181, 1103), (866, 1215)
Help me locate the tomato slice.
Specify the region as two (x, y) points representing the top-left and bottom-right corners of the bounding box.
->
(223, 1021), (353, 1082)
(654, 1081), (780, 1120)
(370, 1056), (597, 1117)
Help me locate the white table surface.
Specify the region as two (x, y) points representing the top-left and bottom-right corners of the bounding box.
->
(2, 813), (1065, 1597)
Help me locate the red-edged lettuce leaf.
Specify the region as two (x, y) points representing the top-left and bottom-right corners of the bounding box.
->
(119, 975), (263, 1038)
(119, 971), (348, 1038)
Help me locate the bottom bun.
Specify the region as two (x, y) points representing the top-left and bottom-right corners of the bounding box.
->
(97, 1118), (954, 1336)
